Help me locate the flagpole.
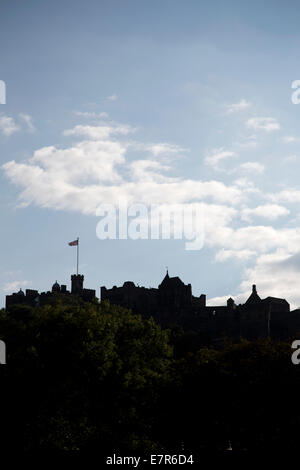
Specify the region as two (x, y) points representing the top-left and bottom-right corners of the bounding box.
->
(77, 237), (79, 275)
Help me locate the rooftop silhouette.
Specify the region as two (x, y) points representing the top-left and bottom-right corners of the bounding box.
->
(6, 268), (299, 344)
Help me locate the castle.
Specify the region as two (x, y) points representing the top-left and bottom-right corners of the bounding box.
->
(5, 274), (96, 309)
(101, 271), (297, 342)
(5, 270), (300, 343)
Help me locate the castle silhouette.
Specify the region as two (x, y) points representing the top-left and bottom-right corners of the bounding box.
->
(6, 270), (300, 343)
(5, 274), (96, 309)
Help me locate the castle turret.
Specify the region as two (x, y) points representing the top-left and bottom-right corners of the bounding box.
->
(71, 274), (84, 294)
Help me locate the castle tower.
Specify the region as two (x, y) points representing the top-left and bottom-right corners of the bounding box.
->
(71, 274), (84, 294)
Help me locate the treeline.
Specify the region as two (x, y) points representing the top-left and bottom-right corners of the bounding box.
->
(0, 300), (299, 452)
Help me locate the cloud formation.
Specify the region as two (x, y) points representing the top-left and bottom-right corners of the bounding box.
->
(226, 98), (251, 113)
(0, 115), (20, 136)
(3, 115), (300, 309)
(3, 280), (30, 293)
(204, 147), (237, 169)
(0, 113), (36, 136)
(241, 204), (289, 222)
(63, 123), (135, 140)
(239, 161), (265, 174)
(19, 113), (35, 133)
(2, 122), (244, 216)
(246, 117), (280, 132)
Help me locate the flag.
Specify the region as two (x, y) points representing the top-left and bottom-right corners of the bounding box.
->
(68, 239), (78, 246)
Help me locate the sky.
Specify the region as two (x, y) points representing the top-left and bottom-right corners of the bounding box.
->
(2, 0), (300, 308)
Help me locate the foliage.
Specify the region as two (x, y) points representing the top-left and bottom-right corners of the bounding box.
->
(1, 301), (300, 452)
(0, 301), (172, 451)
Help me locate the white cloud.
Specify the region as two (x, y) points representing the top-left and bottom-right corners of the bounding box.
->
(215, 248), (256, 262)
(234, 134), (258, 149)
(246, 117), (280, 132)
(19, 113), (36, 133)
(129, 160), (172, 183)
(205, 222), (300, 308)
(63, 124), (135, 140)
(239, 251), (300, 309)
(145, 143), (186, 157)
(3, 280), (30, 293)
(129, 141), (187, 163)
(205, 147), (237, 168)
(206, 225), (300, 256)
(2, 122), (244, 215)
(0, 115), (20, 136)
(31, 140), (126, 184)
(2, 158), (243, 214)
(233, 177), (259, 191)
(0, 113), (37, 136)
(226, 98), (251, 113)
(269, 189), (300, 203)
(239, 161), (265, 173)
(241, 204), (289, 222)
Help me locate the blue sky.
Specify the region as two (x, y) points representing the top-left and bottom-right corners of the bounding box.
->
(2, 0), (300, 308)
